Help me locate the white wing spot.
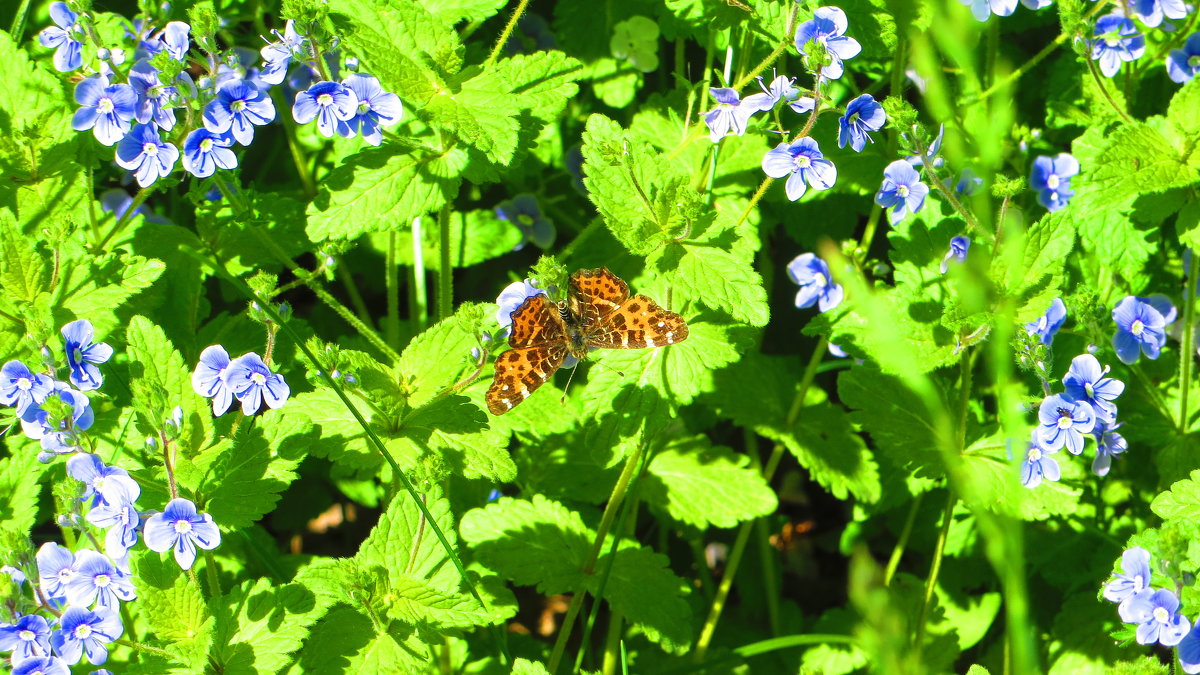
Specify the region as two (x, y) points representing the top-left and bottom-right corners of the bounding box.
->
(645, 337), (657, 348)
(502, 399), (513, 409)
(657, 321), (665, 327)
(501, 385), (509, 391)
(520, 390), (531, 399)
(666, 331), (675, 343)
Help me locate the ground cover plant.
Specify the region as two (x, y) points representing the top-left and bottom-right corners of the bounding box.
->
(0, 0), (1199, 672)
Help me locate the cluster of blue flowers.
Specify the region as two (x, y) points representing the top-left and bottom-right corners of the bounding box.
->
(1030, 153), (1079, 212)
(0, 321), (223, 672)
(1101, 546), (1200, 671)
(191, 345), (290, 416)
(38, 7), (404, 188)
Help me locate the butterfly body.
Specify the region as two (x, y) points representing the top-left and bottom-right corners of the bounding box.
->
(486, 268), (688, 415)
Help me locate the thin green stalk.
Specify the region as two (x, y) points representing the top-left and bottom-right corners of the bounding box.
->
(883, 492), (924, 586)
(335, 261), (374, 326)
(411, 215), (429, 332)
(701, 143), (720, 204)
(1130, 362), (1177, 426)
(202, 550), (221, 598)
(664, 634), (857, 674)
(437, 205), (453, 320)
(1084, 55), (1134, 124)
(386, 232), (400, 351)
(746, 429), (781, 636)
(558, 218), (603, 262)
(601, 608), (625, 675)
(485, 0), (532, 66)
(96, 184), (157, 250)
(8, 0), (30, 38)
(913, 489), (956, 657)
(1182, 251), (1197, 430)
(268, 89), (317, 198)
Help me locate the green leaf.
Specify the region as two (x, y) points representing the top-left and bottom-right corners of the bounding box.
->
(133, 552), (215, 672)
(1073, 121), (1197, 214)
(358, 487), (463, 591)
(0, 210), (50, 303)
(396, 396), (516, 482)
(125, 316), (191, 432)
(381, 209), (524, 270)
(837, 366), (946, 480)
(1168, 77), (1200, 138)
(459, 496), (592, 595)
(210, 579), (328, 674)
(194, 420), (308, 530)
(643, 436), (778, 528)
(386, 575), (494, 629)
(655, 238), (770, 327)
(0, 448), (46, 541)
(1151, 469), (1200, 522)
(277, 388), (382, 475)
(996, 210), (1076, 296)
(419, 0), (507, 23)
(297, 607), (431, 673)
(332, 0), (463, 101)
(306, 146), (461, 242)
(512, 659), (551, 675)
(56, 254), (165, 333)
(596, 543), (693, 653)
(398, 315), (479, 406)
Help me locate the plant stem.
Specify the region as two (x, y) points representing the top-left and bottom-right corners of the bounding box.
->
(485, 0), (531, 66)
(437, 205), (453, 320)
(411, 215), (429, 333)
(386, 232), (400, 351)
(1084, 55), (1134, 124)
(913, 489), (956, 657)
(1181, 251), (1197, 430)
(269, 89), (317, 199)
(884, 491), (924, 586)
(96, 184), (156, 250)
(203, 550), (222, 598)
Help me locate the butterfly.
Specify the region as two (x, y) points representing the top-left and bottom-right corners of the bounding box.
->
(485, 268), (689, 415)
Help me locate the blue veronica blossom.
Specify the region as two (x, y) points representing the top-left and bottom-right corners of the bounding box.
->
(0, 361), (52, 416)
(1025, 298), (1067, 345)
(1167, 32), (1200, 84)
(1030, 153), (1078, 211)
(64, 550), (136, 611)
(1062, 353), (1124, 424)
(1131, 0), (1188, 29)
(1091, 15), (1145, 78)
(1092, 421), (1128, 477)
(1112, 295), (1169, 364)
(203, 80), (275, 145)
(1035, 392), (1095, 455)
(21, 383), (94, 460)
(761, 137), (837, 201)
(1104, 546), (1152, 609)
(955, 168), (983, 196)
(67, 453), (139, 508)
(206, 47), (270, 93)
(115, 124), (178, 187)
(86, 500), (140, 559)
(793, 6), (862, 80)
(940, 236), (970, 274)
(192, 345), (236, 415)
(0, 614), (52, 662)
(128, 61), (177, 131)
(159, 21), (190, 61)
(62, 320), (112, 391)
(904, 124), (944, 169)
(496, 194), (555, 249)
(144, 498), (221, 570)
(182, 129), (237, 178)
(496, 280), (547, 328)
(1, 565), (25, 586)
(222, 353), (290, 415)
(703, 88), (755, 143)
(72, 76), (137, 146)
(787, 253), (843, 312)
(338, 74), (404, 146)
(1124, 589), (1191, 646)
(12, 656), (69, 675)
(293, 81), (359, 137)
(875, 160), (929, 222)
(37, 2), (82, 72)
(1180, 624), (1200, 674)
(36, 543), (75, 603)
(837, 94), (885, 152)
(740, 74), (799, 113)
(959, 0), (1017, 22)
(50, 605), (122, 666)
(260, 20), (307, 86)
(1020, 435), (1060, 488)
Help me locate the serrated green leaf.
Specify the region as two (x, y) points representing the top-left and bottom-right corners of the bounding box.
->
(194, 421), (307, 529)
(126, 316), (191, 433)
(596, 543), (693, 653)
(0, 448), (46, 540)
(1073, 121), (1196, 217)
(838, 366), (947, 481)
(419, 0), (506, 22)
(1151, 468), (1200, 521)
(297, 607), (431, 673)
(998, 210), (1076, 295)
(0, 210), (50, 303)
(386, 575), (495, 629)
(1168, 77), (1200, 138)
(459, 496), (591, 595)
(359, 486), (463, 591)
(133, 552), (215, 671)
(644, 436), (777, 528)
(210, 579), (328, 674)
(277, 388), (382, 474)
(656, 241), (770, 327)
(512, 658), (551, 675)
(399, 315), (479, 406)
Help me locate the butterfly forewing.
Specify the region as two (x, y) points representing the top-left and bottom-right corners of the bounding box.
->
(508, 294), (566, 348)
(587, 295), (689, 349)
(485, 344), (568, 414)
(568, 268), (630, 328)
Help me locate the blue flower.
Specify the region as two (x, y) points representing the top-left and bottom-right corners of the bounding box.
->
(86, 500), (140, 560)
(1131, 0), (1188, 29)
(904, 124), (944, 170)
(20, 383), (94, 459)
(1104, 546), (1152, 608)
(955, 168), (983, 196)
(259, 20), (307, 86)
(1092, 421), (1127, 477)
(203, 79), (276, 145)
(793, 6), (862, 79)
(1019, 436), (1060, 488)
(1025, 298), (1067, 345)
(67, 453), (139, 508)
(1112, 295), (1170, 364)
(62, 320), (112, 391)
(12, 656), (69, 675)
(64, 549), (136, 611)
(787, 253), (843, 312)
(1062, 353), (1124, 424)
(182, 129), (237, 178)
(740, 74), (799, 113)
(875, 160), (929, 222)
(338, 74), (403, 146)
(0, 361), (52, 416)
(72, 76), (137, 146)
(37, 2), (82, 72)
(703, 88), (755, 143)
(1124, 588), (1190, 646)
(1091, 15), (1145, 78)
(959, 0), (1017, 22)
(115, 124), (178, 188)
(496, 194), (555, 249)
(49, 605), (122, 665)
(293, 81), (358, 137)
(837, 94), (885, 152)
(1, 565), (25, 586)
(1035, 392), (1095, 455)
(128, 61), (178, 131)
(0, 614), (51, 662)
(1030, 153), (1078, 211)
(1167, 32), (1200, 84)
(761, 137), (837, 201)
(144, 498), (221, 570)
(159, 21), (190, 61)
(192, 345), (236, 416)
(36, 543), (75, 603)
(496, 279), (547, 328)
(940, 236), (970, 274)
(222, 353), (290, 415)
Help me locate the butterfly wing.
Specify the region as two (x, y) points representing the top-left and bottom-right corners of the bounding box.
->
(507, 294), (566, 348)
(568, 268), (630, 328)
(488, 294), (568, 415)
(586, 295), (689, 349)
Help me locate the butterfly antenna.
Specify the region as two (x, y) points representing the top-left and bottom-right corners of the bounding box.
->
(559, 361), (584, 405)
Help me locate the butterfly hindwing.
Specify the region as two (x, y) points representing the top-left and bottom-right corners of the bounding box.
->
(486, 344), (568, 415)
(587, 295), (689, 349)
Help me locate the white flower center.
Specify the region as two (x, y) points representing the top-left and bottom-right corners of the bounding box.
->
(75, 623), (93, 639)
(318, 93), (334, 107)
(95, 573), (111, 587)
(251, 372), (267, 385)
(793, 155), (811, 170)
(1154, 606), (1170, 624)
(1056, 408), (1073, 429)
(1131, 319), (1145, 336)
(143, 142), (158, 156)
(357, 101), (370, 114)
(1133, 574), (1145, 592)
(231, 99), (246, 112)
(1085, 382), (1095, 399)
(1027, 447), (1042, 462)
(97, 98), (114, 114)
(200, 138), (214, 152)
(16, 377), (31, 391)
(1047, 174), (1060, 190)
(1105, 36), (1121, 48)
(813, 272), (828, 288)
(19, 629), (34, 641)
(174, 519), (193, 534)
(897, 185), (909, 198)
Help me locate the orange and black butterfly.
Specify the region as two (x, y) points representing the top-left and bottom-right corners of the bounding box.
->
(485, 268), (689, 415)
